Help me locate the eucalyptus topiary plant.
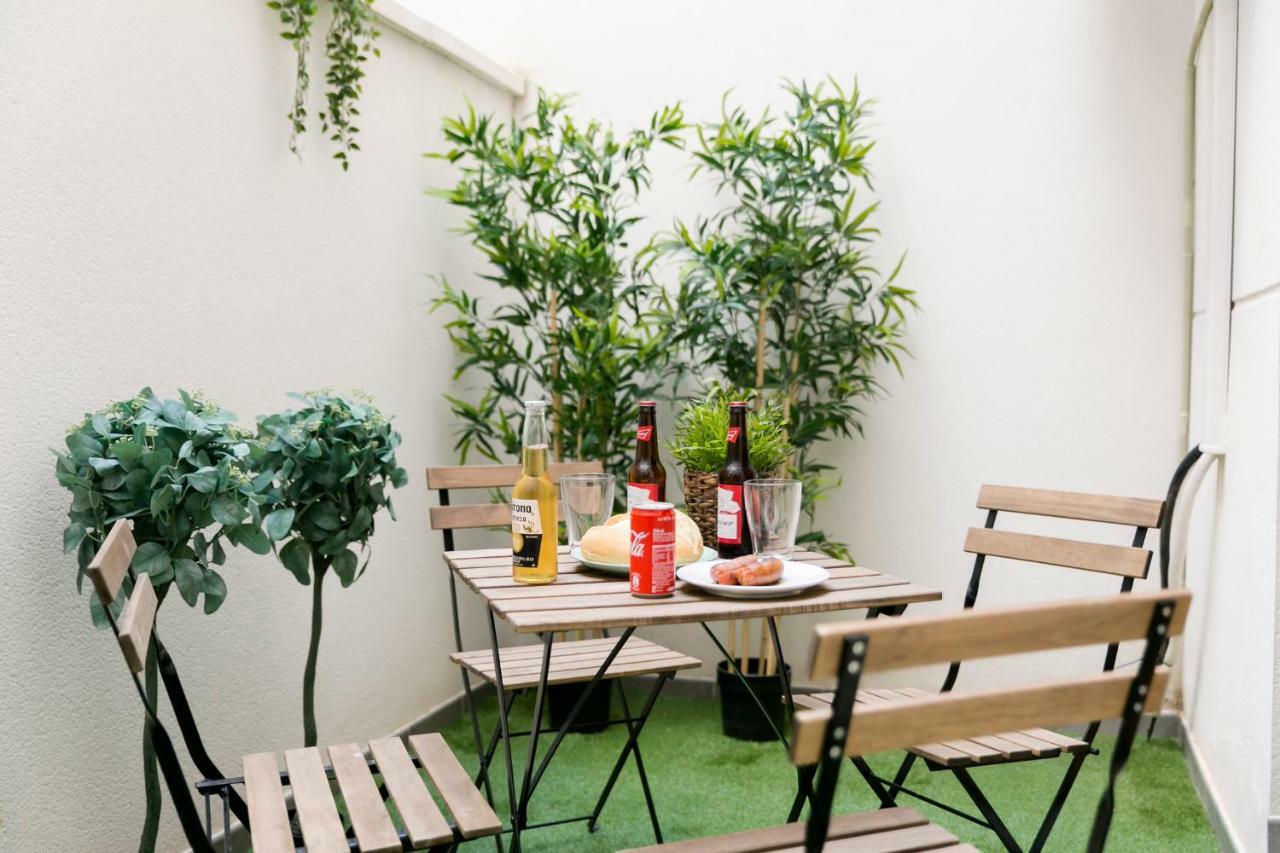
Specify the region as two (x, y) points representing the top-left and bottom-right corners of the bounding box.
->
(663, 79), (917, 558)
(257, 390), (406, 747)
(429, 91), (685, 488)
(55, 387), (271, 853)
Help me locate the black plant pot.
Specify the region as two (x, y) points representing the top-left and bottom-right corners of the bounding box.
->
(548, 680), (612, 734)
(717, 658), (792, 742)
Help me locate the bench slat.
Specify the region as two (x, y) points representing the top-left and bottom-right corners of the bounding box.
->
(328, 743), (401, 853)
(282, 747), (347, 853)
(426, 461), (603, 490)
(978, 484), (1164, 528)
(810, 590), (1188, 678)
(808, 822), (960, 852)
(409, 733), (503, 839)
(368, 737), (453, 848)
(964, 527), (1151, 578)
(793, 668), (1169, 764)
(117, 572), (156, 674)
(617, 807), (930, 853)
(88, 520), (136, 605)
(243, 752), (293, 853)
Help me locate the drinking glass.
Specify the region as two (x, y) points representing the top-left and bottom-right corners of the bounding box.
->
(561, 473), (616, 548)
(744, 478), (803, 558)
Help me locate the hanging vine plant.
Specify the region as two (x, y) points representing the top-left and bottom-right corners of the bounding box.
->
(267, 0), (381, 169)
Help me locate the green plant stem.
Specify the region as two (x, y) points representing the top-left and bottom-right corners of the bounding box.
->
(303, 558), (330, 748)
(138, 641), (161, 853)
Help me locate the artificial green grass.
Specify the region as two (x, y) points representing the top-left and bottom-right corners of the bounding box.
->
(438, 688), (1216, 852)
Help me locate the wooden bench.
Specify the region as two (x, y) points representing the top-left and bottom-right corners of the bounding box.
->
(623, 589), (1189, 853)
(796, 483), (1166, 851)
(89, 520), (502, 852)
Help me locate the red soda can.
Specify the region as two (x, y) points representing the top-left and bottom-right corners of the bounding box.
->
(630, 502), (676, 597)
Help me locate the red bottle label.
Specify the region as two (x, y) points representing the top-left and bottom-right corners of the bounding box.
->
(727, 426), (741, 444)
(717, 484), (744, 544)
(636, 425), (654, 442)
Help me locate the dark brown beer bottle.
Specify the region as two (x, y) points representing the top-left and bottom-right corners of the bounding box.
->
(627, 401), (667, 509)
(717, 402), (756, 558)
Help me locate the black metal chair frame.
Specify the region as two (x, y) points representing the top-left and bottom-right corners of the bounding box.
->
(800, 596), (1178, 853)
(837, 464), (1208, 853)
(435, 483), (673, 853)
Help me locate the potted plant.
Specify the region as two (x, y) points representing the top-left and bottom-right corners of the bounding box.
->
(663, 79), (916, 560)
(55, 388), (270, 852)
(667, 387), (791, 544)
(257, 389), (406, 747)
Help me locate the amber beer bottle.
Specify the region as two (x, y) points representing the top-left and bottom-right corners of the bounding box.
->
(626, 401), (667, 509)
(717, 402), (757, 559)
(511, 401), (557, 584)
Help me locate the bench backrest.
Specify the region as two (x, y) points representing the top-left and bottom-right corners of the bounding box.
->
(965, 484), (1165, 581)
(87, 520), (218, 851)
(794, 589), (1189, 852)
(425, 461), (604, 548)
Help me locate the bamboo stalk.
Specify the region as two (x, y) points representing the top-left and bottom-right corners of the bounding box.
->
(764, 620), (777, 676)
(727, 619), (736, 662)
(548, 287), (564, 461)
(740, 619), (750, 674)
(754, 292), (768, 407)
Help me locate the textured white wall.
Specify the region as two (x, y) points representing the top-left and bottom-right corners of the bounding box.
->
(412, 0), (1194, 686)
(1181, 1), (1280, 850)
(0, 3), (512, 850)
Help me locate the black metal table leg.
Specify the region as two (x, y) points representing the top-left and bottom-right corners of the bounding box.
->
(523, 628), (636, 801)
(486, 611), (521, 852)
(587, 673), (669, 841)
(515, 634), (555, 829)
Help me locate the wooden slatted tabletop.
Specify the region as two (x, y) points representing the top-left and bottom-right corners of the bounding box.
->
(446, 546), (941, 634)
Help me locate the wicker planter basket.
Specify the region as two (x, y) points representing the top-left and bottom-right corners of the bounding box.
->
(682, 468), (776, 547)
(682, 469), (720, 545)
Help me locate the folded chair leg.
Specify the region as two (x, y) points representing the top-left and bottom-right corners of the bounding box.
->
(487, 611), (521, 853)
(881, 752), (919, 808)
(1028, 731), (1095, 852)
(588, 674), (669, 841)
(850, 757), (896, 808)
(952, 767), (1024, 853)
(788, 766), (816, 822)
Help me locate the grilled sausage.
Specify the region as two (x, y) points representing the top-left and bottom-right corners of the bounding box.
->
(736, 557), (783, 586)
(710, 562), (740, 585)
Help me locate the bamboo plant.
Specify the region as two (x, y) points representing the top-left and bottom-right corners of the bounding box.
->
(663, 79), (917, 558)
(429, 91), (685, 487)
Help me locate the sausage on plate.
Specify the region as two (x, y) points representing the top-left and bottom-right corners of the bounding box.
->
(736, 557), (783, 586)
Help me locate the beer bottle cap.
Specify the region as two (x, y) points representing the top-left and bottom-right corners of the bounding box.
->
(638, 400), (656, 407)
(523, 400), (548, 409)
(729, 401), (748, 407)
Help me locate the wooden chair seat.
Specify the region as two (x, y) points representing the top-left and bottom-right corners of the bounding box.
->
(450, 636), (700, 690)
(244, 733), (501, 853)
(793, 688), (1089, 769)
(619, 806), (977, 852)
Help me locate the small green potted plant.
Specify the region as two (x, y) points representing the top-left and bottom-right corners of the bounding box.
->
(256, 389), (406, 747)
(55, 387), (270, 852)
(667, 387), (791, 544)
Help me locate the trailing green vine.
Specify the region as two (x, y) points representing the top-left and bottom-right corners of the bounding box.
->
(267, 0), (380, 169)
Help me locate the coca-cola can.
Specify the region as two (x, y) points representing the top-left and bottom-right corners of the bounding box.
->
(630, 502), (676, 597)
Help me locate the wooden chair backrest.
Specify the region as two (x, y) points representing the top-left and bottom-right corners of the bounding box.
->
(425, 461), (605, 532)
(87, 520), (157, 674)
(964, 484), (1165, 580)
(791, 589), (1189, 764)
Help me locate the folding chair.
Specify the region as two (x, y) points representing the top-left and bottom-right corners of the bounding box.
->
(427, 462), (700, 846)
(795, 483), (1168, 851)
(622, 589), (1191, 853)
(89, 520), (502, 851)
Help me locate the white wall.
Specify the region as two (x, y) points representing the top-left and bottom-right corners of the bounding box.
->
(414, 0), (1195, 685)
(1179, 1), (1280, 850)
(0, 3), (513, 850)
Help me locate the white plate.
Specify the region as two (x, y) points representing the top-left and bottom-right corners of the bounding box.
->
(676, 559), (830, 599)
(571, 545), (718, 575)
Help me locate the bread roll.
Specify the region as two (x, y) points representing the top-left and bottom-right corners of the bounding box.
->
(580, 510), (704, 564)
